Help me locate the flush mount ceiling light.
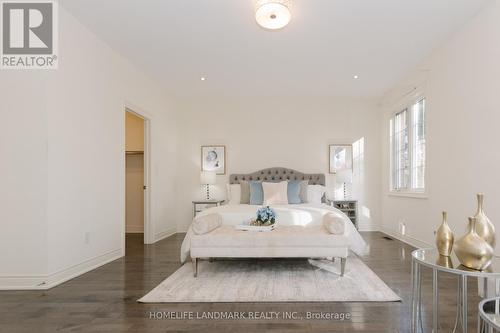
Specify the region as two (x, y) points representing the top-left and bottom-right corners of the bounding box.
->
(255, 0), (291, 30)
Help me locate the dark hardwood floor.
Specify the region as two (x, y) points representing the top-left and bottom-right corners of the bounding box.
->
(0, 232), (479, 332)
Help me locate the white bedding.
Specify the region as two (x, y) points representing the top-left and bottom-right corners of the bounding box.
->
(180, 203), (369, 263)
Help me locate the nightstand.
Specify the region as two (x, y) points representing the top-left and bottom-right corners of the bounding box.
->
(192, 200), (224, 217)
(330, 200), (358, 229)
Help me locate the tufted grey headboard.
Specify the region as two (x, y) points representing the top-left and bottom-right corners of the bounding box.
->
(229, 167), (325, 186)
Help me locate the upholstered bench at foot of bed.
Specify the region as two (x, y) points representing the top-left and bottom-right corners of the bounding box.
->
(190, 225), (349, 277)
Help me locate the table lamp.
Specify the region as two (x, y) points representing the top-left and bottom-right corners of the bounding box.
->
(200, 171), (216, 200)
(336, 169), (353, 200)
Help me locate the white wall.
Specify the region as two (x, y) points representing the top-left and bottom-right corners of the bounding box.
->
(0, 72), (49, 285)
(380, 1), (500, 251)
(175, 96), (382, 232)
(0, 7), (178, 289)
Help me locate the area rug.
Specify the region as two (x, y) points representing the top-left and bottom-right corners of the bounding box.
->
(139, 256), (401, 303)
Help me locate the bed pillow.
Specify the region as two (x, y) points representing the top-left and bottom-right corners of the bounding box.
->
(323, 212), (345, 235)
(298, 180), (309, 203)
(249, 181), (264, 205)
(240, 180), (250, 204)
(287, 180), (301, 204)
(262, 181), (288, 205)
(307, 185), (325, 204)
(192, 213), (222, 235)
(226, 184), (241, 205)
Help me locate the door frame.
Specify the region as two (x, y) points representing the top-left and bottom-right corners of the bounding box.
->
(124, 102), (153, 247)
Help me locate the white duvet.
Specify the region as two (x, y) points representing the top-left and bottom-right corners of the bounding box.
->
(180, 203), (369, 263)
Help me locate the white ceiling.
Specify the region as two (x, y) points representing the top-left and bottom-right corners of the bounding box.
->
(62, 0), (490, 99)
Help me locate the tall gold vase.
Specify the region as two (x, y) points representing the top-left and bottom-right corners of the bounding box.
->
(454, 217), (493, 271)
(472, 193), (495, 249)
(436, 211), (454, 256)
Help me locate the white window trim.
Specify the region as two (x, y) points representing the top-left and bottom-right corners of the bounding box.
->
(387, 191), (428, 199)
(388, 92), (427, 197)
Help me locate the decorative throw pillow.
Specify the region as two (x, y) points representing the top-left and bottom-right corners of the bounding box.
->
(226, 184), (241, 205)
(298, 180), (309, 203)
(249, 181), (264, 205)
(240, 180), (250, 204)
(192, 213), (222, 235)
(307, 185), (326, 204)
(323, 212), (345, 235)
(262, 181), (288, 205)
(287, 180), (301, 204)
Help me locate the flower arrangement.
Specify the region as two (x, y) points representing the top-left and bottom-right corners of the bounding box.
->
(251, 206), (277, 226)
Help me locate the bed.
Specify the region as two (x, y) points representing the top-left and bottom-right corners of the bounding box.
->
(180, 168), (369, 277)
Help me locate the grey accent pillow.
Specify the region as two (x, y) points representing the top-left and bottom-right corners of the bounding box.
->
(240, 181), (250, 204)
(299, 180), (309, 203)
(287, 180), (301, 204)
(249, 181), (264, 205)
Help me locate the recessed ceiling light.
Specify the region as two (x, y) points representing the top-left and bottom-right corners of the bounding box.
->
(255, 0), (291, 30)
(353, 75), (359, 79)
(200, 77), (206, 81)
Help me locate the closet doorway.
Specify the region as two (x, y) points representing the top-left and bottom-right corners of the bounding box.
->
(125, 108), (150, 247)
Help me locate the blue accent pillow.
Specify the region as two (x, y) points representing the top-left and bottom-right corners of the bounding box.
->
(249, 181), (263, 205)
(287, 180), (301, 204)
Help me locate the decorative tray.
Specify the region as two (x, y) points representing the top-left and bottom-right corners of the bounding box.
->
(234, 224), (275, 232)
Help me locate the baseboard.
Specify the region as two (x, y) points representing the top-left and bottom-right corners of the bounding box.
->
(0, 249), (122, 290)
(126, 225), (144, 233)
(43, 249), (123, 289)
(358, 223), (380, 232)
(155, 227), (177, 242)
(0, 275), (47, 290)
(378, 225), (432, 249)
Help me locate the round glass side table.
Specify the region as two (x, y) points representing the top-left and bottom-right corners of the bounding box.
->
(412, 249), (500, 333)
(478, 297), (500, 332)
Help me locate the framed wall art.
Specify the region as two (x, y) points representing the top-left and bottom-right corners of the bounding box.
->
(201, 145), (226, 175)
(329, 144), (353, 174)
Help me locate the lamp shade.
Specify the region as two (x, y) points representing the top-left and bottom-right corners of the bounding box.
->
(200, 171), (216, 185)
(336, 169), (353, 184)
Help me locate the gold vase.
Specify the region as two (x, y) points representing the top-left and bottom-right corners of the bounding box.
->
(436, 211), (454, 256)
(472, 193), (495, 249)
(435, 255), (454, 268)
(454, 217), (494, 271)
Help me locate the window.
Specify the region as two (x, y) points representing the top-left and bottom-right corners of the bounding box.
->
(390, 98), (426, 193)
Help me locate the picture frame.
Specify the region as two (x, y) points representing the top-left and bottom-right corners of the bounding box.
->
(201, 145), (226, 175)
(329, 144), (353, 174)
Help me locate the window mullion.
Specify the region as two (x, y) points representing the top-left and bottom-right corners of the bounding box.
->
(409, 104), (415, 190)
(403, 109), (409, 190)
(390, 119), (395, 191)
